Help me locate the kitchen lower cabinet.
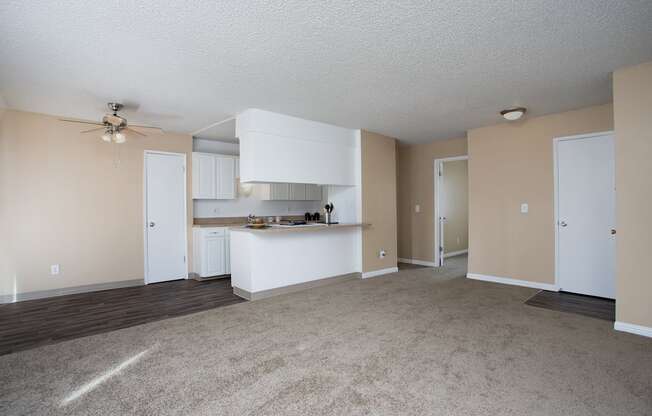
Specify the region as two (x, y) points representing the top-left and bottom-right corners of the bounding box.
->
(193, 227), (231, 278)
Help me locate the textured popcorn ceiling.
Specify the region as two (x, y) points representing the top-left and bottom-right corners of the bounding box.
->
(0, 1), (651, 143)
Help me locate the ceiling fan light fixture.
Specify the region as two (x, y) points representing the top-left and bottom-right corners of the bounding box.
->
(113, 131), (126, 144)
(101, 131), (112, 143)
(500, 107), (527, 121)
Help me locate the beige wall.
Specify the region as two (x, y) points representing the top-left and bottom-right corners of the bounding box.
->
(397, 137), (467, 262)
(468, 103), (613, 284)
(613, 61), (652, 328)
(441, 159), (468, 254)
(361, 130), (397, 273)
(0, 110), (193, 297)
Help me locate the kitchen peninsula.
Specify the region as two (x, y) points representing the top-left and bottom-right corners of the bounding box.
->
(230, 223), (365, 299)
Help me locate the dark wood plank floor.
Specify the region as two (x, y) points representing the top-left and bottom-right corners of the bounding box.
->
(525, 290), (615, 321)
(0, 278), (245, 356)
(398, 262), (429, 270)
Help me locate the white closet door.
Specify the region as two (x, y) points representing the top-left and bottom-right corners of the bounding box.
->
(145, 152), (187, 284)
(556, 133), (615, 299)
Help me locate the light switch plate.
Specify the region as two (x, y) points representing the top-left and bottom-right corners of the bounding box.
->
(50, 264), (60, 275)
(415, 204), (421, 213)
(520, 203), (529, 214)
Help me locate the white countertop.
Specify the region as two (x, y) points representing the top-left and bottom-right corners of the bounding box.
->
(229, 223), (368, 233)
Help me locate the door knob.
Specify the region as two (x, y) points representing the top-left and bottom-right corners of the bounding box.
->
(559, 221), (567, 227)
(149, 222), (156, 228)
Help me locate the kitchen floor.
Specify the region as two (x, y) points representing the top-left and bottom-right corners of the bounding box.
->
(0, 277), (244, 356)
(2, 256), (649, 415)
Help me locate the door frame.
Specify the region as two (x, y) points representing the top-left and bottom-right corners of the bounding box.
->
(434, 155), (468, 267)
(553, 130), (614, 290)
(143, 150), (189, 284)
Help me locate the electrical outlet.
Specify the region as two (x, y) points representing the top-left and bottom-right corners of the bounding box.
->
(521, 203), (529, 214)
(213, 207), (219, 214)
(379, 249), (386, 258)
(50, 264), (60, 275)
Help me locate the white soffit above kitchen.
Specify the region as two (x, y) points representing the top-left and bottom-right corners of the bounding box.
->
(0, 1), (651, 143)
(194, 118), (237, 142)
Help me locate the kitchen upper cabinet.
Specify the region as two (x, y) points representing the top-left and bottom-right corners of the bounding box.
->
(257, 183), (322, 201)
(270, 183), (289, 200)
(192, 153), (217, 199)
(217, 156), (236, 199)
(191, 152), (236, 200)
(305, 184), (322, 201)
(289, 183), (306, 201)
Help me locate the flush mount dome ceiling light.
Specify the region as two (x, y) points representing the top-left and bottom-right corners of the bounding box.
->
(500, 107), (527, 121)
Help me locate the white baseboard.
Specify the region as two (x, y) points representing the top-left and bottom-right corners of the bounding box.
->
(466, 273), (559, 291)
(614, 321), (652, 338)
(362, 267), (399, 279)
(0, 278), (144, 304)
(444, 249), (468, 258)
(398, 258), (437, 267)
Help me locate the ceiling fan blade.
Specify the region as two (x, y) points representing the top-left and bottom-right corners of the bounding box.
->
(128, 123), (161, 130)
(80, 127), (106, 134)
(125, 127), (147, 137)
(60, 118), (105, 126)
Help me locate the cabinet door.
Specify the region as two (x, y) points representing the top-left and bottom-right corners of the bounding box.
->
(305, 184), (322, 200)
(203, 236), (225, 277)
(271, 183), (289, 200)
(216, 157), (236, 199)
(225, 229), (230, 274)
(192, 153), (216, 199)
(289, 183), (306, 200)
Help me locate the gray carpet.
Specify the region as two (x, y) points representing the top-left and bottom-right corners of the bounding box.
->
(1, 255), (651, 415)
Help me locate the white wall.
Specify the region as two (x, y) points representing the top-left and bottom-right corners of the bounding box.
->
(237, 109), (358, 185)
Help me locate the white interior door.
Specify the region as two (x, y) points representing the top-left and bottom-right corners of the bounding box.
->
(437, 161), (445, 266)
(556, 133), (615, 298)
(145, 151), (187, 284)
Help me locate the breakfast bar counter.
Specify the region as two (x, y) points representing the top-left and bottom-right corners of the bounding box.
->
(229, 223), (365, 300)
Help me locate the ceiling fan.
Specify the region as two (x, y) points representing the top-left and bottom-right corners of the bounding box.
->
(60, 103), (160, 144)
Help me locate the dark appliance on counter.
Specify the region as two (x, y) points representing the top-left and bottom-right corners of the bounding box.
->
(281, 219), (307, 226)
(304, 212), (322, 222)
